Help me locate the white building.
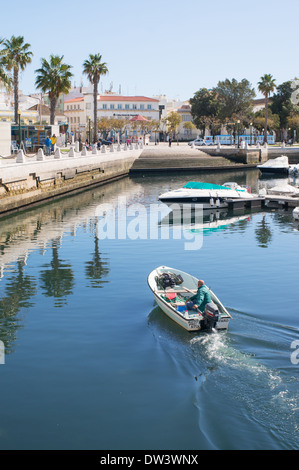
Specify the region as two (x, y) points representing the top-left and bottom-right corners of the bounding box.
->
(95, 94), (160, 121)
(64, 92), (161, 141)
(64, 97), (85, 138)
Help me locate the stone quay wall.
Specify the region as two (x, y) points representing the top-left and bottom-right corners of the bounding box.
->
(0, 143), (143, 218)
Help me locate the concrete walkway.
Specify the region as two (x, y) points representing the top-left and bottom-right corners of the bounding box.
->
(131, 142), (255, 171)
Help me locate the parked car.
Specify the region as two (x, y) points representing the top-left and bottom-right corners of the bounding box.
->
(99, 138), (112, 146)
(188, 138), (213, 146)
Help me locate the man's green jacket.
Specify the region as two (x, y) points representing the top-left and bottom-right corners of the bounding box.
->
(190, 285), (211, 312)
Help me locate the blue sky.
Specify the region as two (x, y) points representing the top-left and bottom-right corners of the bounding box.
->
(1, 0), (299, 100)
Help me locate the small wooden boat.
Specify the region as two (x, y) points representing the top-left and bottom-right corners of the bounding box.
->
(147, 266), (231, 332)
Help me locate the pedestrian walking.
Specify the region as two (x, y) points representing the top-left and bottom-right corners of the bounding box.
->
(45, 136), (51, 156)
(51, 134), (57, 153)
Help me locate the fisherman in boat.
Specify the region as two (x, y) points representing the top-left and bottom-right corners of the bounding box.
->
(185, 280), (211, 313)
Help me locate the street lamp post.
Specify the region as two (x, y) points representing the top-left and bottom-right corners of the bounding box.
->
(237, 120), (240, 148)
(18, 110), (21, 149)
(89, 117), (91, 146)
(250, 122), (252, 146)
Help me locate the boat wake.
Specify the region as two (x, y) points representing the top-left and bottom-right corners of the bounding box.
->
(189, 328), (299, 449)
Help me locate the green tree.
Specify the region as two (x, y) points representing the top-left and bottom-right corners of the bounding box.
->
(287, 112), (299, 142)
(83, 54), (108, 143)
(166, 111), (182, 141)
(253, 108), (280, 134)
(258, 74), (276, 143)
(270, 80), (299, 140)
(1, 35), (33, 123)
(190, 88), (219, 136)
(98, 116), (113, 139)
(215, 78), (256, 122)
(35, 55), (73, 125)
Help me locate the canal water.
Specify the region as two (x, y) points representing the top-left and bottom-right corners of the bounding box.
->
(0, 169), (298, 450)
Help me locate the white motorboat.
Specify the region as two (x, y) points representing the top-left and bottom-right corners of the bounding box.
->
(257, 155), (289, 175)
(147, 266), (231, 332)
(265, 183), (299, 196)
(158, 181), (254, 209)
(293, 207), (299, 220)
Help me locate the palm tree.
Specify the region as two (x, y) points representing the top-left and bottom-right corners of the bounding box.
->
(83, 54), (108, 142)
(1, 36), (33, 123)
(0, 59), (12, 91)
(0, 39), (12, 91)
(258, 74), (276, 144)
(35, 55), (73, 125)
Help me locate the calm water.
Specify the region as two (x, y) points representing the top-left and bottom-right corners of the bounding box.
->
(0, 169), (298, 450)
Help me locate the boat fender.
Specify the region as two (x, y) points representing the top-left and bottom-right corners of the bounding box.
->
(210, 198), (214, 207)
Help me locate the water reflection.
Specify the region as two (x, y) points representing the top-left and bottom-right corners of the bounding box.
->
(159, 207), (254, 236)
(255, 215), (273, 248)
(85, 221), (109, 288)
(0, 259), (37, 353)
(39, 238), (74, 306)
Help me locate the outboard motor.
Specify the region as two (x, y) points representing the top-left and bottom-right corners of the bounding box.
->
(202, 302), (219, 330)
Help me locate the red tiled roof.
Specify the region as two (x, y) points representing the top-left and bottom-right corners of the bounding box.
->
(98, 95), (159, 102)
(64, 97), (84, 103)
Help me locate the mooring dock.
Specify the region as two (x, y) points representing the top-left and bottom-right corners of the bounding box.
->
(226, 195), (299, 211)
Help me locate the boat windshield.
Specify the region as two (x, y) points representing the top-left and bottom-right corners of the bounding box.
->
(183, 182), (229, 190)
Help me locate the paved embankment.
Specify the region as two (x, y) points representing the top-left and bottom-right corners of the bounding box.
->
(0, 144), (142, 217)
(130, 143), (257, 172)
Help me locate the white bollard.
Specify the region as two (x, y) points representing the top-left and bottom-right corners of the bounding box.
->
(81, 146), (87, 156)
(36, 148), (45, 161)
(54, 148), (61, 159)
(123, 144), (127, 151)
(69, 147), (75, 157)
(101, 145), (106, 153)
(117, 144), (121, 151)
(110, 145), (114, 152)
(75, 141), (80, 152)
(16, 149), (26, 163)
(92, 145), (97, 155)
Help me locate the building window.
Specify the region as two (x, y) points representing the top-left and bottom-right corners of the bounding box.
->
(103, 104), (107, 109)
(133, 104), (137, 109)
(147, 104), (151, 110)
(140, 104), (144, 110)
(110, 104), (115, 109)
(125, 104), (129, 110)
(118, 104), (122, 109)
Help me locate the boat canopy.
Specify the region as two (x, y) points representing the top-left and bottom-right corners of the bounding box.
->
(183, 182), (230, 190)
